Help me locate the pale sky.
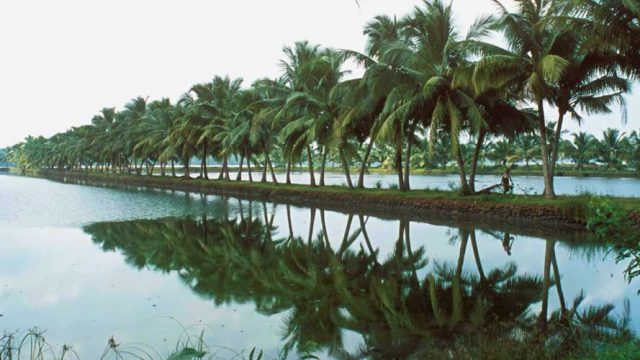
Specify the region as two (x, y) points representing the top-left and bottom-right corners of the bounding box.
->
(0, 0), (637, 147)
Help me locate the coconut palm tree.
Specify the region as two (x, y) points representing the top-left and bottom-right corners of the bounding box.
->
(594, 128), (628, 169)
(190, 76), (244, 180)
(474, 0), (572, 198)
(338, 15), (406, 189)
(279, 42), (349, 187)
(487, 138), (516, 167)
(132, 99), (176, 176)
(514, 132), (540, 171)
(548, 32), (630, 175)
(278, 41), (327, 186)
(564, 131), (596, 170)
(369, 1), (494, 192)
(571, 0), (640, 77)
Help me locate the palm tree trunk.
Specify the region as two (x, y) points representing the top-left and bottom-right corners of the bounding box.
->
(306, 145), (316, 187)
(404, 139), (413, 191)
(452, 228), (469, 324)
(286, 159), (292, 185)
(320, 210), (330, 248)
(224, 155), (230, 181)
(469, 228), (485, 281)
(338, 214), (355, 256)
(469, 130), (486, 194)
(456, 147), (470, 195)
(395, 136), (405, 191)
(202, 140), (209, 180)
(218, 156), (226, 180)
(148, 160), (156, 177)
(540, 239), (554, 331)
(286, 204), (294, 240)
(307, 207), (316, 247)
(319, 146), (328, 187)
(537, 98), (555, 198)
(404, 221), (420, 287)
(358, 140), (374, 189)
(236, 153), (245, 181)
(551, 246), (567, 316)
(247, 155), (253, 182)
(260, 157), (267, 183)
(266, 152), (278, 184)
(339, 149), (353, 189)
(550, 111), (565, 175)
(183, 158), (190, 178)
(171, 160), (176, 177)
(358, 215), (378, 263)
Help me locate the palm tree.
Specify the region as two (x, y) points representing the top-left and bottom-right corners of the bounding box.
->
(368, 1), (495, 192)
(594, 128), (628, 169)
(563, 131), (596, 170)
(119, 97), (150, 174)
(474, 0), (572, 198)
(571, 0), (640, 77)
(132, 99), (176, 176)
(487, 138), (516, 167)
(278, 41), (327, 186)
(279, 43), (349, 187)
(338, 15), (405, 189)
(514, 132), (540, 171)
(90, 107), (117, 171)
(190, 76), (244, 180)
(548, 29), (630, 176)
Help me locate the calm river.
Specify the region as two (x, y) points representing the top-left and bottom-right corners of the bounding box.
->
(0, 174), (638, 358)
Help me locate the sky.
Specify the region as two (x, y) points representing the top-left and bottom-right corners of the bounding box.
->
(0, 0), (637, 147)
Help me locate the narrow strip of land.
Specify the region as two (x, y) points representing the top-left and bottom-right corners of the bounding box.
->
(30, 170), (640, 235)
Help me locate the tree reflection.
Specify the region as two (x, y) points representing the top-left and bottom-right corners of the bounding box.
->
(84, 205), (635, 358)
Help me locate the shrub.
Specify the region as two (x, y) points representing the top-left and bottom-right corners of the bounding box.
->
(586, 197), (631, 238)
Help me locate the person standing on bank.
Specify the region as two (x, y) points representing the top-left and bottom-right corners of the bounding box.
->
(502, 165), (514, 194)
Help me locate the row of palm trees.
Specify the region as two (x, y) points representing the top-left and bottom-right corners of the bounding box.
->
(481, 127), (640, 171)
(6, 0), (640, 197)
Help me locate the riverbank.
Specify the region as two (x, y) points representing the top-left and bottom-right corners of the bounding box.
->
(26, 170), (640, 234)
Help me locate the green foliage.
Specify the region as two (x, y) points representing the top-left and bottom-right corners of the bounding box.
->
(167, 348), (207, 360)
(586, 197), (632, 238)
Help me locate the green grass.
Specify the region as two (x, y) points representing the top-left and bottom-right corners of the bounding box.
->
(0, 327), (267, 360)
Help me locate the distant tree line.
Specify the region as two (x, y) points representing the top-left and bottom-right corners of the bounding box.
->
(5, 0), (640, 197)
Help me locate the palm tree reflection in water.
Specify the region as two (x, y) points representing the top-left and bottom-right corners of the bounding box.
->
(83, 201), (634, 359)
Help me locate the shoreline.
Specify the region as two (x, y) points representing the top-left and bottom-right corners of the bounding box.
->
(23, 170), (640, 236)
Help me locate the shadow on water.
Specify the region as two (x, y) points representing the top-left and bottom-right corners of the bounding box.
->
(82, 199), (637, 359)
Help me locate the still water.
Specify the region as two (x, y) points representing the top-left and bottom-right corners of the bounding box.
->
(0, 174), (638, 358)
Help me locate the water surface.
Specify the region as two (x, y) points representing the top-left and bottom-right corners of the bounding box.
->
(0, 174), (638, 358)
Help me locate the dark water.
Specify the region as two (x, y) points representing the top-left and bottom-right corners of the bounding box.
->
(0, 175), (638, 358)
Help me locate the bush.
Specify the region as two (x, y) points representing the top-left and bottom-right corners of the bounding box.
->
(586, 197), (632, 238)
